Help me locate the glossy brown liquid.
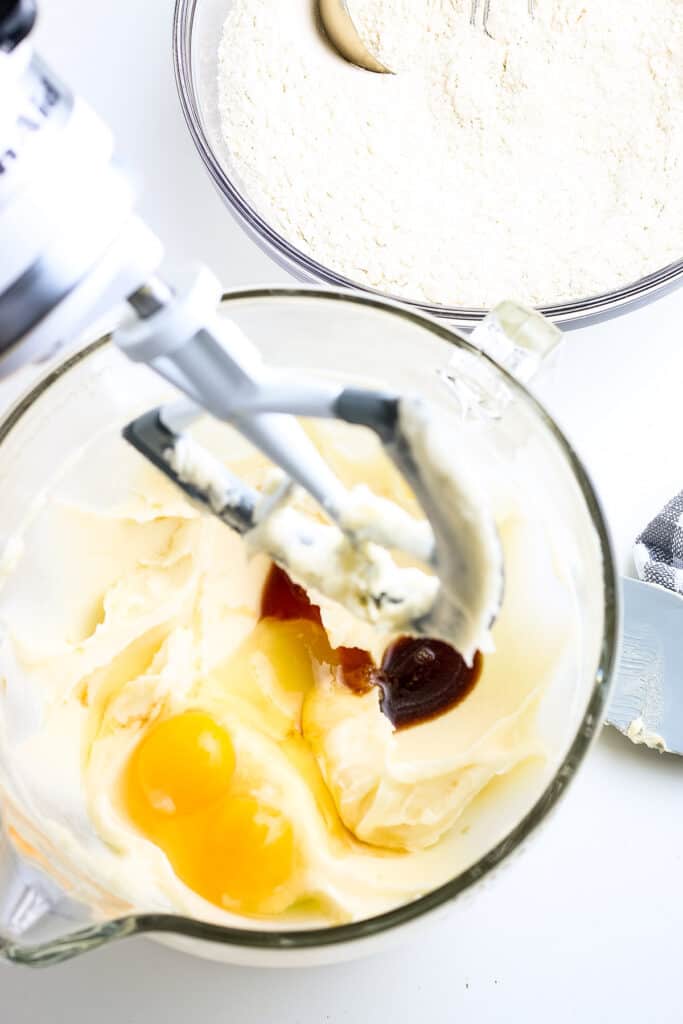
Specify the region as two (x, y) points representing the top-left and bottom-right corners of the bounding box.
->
(377, 638), (482, 730)
(259, 565), (481, 729)
(260, 562), (323, 626)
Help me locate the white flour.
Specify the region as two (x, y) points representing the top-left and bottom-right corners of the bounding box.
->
(217, 0), (683, 308)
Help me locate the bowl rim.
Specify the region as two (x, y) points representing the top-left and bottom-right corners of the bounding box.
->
(172, 0), (683, 331)
(0, 285), (620, 962)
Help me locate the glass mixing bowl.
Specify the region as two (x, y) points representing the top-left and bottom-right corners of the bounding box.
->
(173, 0), (683, 331)
(0, 289), (618, 967)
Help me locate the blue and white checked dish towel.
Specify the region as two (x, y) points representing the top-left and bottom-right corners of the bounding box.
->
(634, 492), (683, 593)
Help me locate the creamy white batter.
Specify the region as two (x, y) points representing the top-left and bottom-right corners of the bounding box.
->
(0, 418), (581, 926)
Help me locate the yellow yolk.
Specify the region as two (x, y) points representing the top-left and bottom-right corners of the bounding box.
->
(128, 711), (236, 819)
(181, 796), (295, 912)
(125, 709), (296, 915)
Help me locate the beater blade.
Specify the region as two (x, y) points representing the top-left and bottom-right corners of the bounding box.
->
(117, 271), (504, 662)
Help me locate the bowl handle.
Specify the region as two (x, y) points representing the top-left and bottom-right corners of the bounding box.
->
(470, 300), (562, 384)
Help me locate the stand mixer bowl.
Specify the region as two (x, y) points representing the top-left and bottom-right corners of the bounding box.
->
(0, 288), (618, 966)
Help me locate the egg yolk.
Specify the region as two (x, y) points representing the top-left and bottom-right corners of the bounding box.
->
(125, 710), (295, 914)
(181, 796), (295, 912)
(128, 711), (236, 819)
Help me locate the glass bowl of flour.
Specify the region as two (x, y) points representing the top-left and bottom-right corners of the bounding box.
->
(0, 288), (617, 966)
(173, 0), (683, 330)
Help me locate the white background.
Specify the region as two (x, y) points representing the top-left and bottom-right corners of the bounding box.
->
(2, 0), (682, 1019)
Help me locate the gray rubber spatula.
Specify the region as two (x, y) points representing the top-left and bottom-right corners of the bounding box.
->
(607, 577), (683, 755)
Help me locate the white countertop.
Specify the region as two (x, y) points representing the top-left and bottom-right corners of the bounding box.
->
(3, 0), (683, 1019)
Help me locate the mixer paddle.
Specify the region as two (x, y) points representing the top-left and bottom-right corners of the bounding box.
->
(117, 270), (503, 662)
